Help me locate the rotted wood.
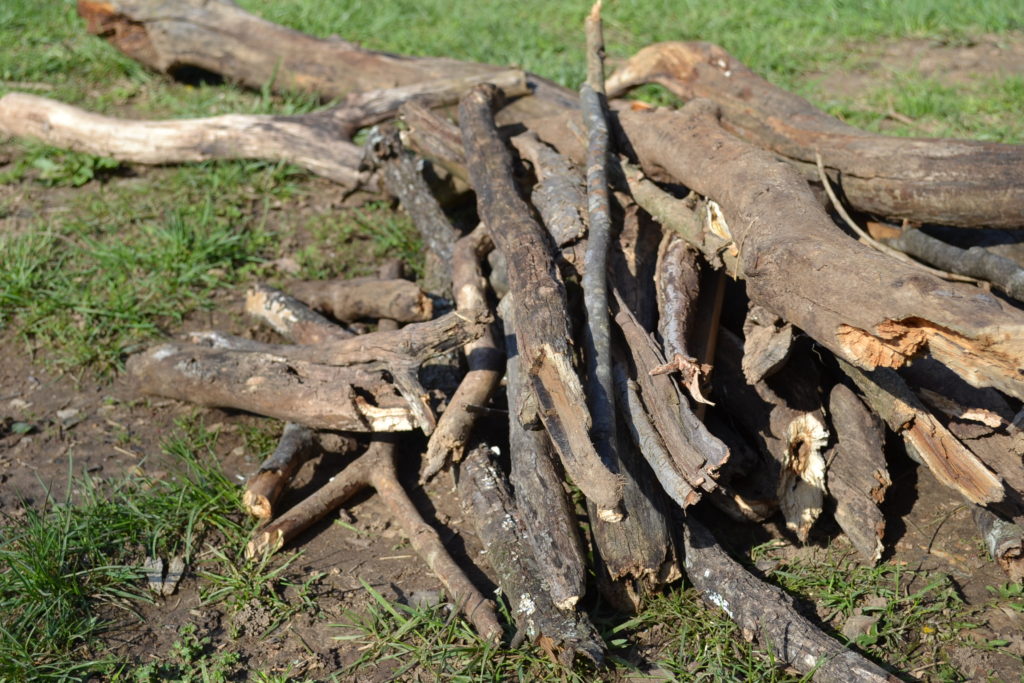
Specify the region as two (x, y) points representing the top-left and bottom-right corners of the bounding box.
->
(713, 329), (828, 541)
(741, 305), (794, 385)
(365, 127), (461, 296)
(457, 444), (606, 666)
(613, 291), (728, 503)
(616, 99), (1024, 401)
(247, 437), (503, 643)
(885, 228), (1024, 301)
(459, 83), (623, 520)
(839, 359), (1005, 506)
(287, 276), (432, 324)
(606, 41), (1024, 229)
(422, 225), (505, 481)
(511, 132), (587, 248)
(826, 384), (891, 564)
(500, 296), (587, 611)
(683, 515), (899, 682)
(0, 92), (371, 189)
(245, 284), (353, 344)
(973, 507), (1024, 581)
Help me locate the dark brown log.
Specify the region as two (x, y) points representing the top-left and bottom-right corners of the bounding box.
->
(0, 92), (370, 189)
(839, 359), (1005, 506)
(617, 99), (1024, 401)
(422, 225), (504, 480)
(365, 127), (461, 296)
(128, 342), (416, 431)
(511, 132), (587, 247)
(458, 444), (605, 666)
(245, 284), (354, 344)
(607, 41), (1024, 229)
(973, 507), (1024, 581)
(683, 516), (898, 682)
(458, 83), (623, 520)
(247, 438), (503, 642)
(826, 384), (891, 564)
(886, 228), (1024, 301)
(613, 292), (728, 503)
(501, 297), (587, 611)
(287, 277), (432, 324)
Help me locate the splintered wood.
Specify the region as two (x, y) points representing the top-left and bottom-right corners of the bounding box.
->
(7, 0), (1021, 675)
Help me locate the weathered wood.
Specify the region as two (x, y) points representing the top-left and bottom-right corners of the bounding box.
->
(501, 297), (587, 611)
(0, 92), (370, 189)
(741, 305), (794, 385)
(886, 228), (1024, 301)
(287, 276), (432, 324)
(607, 41), (1024, 228)
(248, 438), (503, 642)
(826, 384), (890, 564)
(459, 83), (623, 520)
(458, 444), (605, 665)
(365, 127), (461, 296)
(422, 225), (504, 480)
(683, 515), (898, 682)
(511, 132), (587, 247)
(617, 99), (1024, 401)
(973, 507), (1024, 581)
(245, 284), (354, 344)
(400, 100), (469, 184)
(243, 423), (320, 520)
(839, 359), (1005, 506)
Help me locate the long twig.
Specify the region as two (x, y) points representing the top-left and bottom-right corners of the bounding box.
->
(580, 0), (618, 475)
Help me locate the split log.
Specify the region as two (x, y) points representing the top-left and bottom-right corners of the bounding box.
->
(616, 99), (1024, 401)
(248, 438), (503, 642)
(606, 41), (1024, 228)
(128, 341), (417, 431)
(287, 276), (433, 324)
(826, 384), (891, 564)
(365, 127), (461, 296)
(458, 444), (605, 666)
(459, 83), (623, 520)
(501, 297), (587, 611)
(885, 228), (1024, 301)
(613, 291), (728, 502)
(422, 225), (504, 480)
(973, 507), (1024, 581)
(683, 515), (898, 682)
(245, 284), (354, 344)
(0, 92), (369, 189)
(839, 359), (1005, 506)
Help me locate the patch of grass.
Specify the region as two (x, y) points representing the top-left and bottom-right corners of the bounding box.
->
(334, 581), (579, 681)
(0, 415), (248, 681)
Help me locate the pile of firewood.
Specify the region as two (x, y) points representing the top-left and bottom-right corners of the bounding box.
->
(4, 0), (1024, 676)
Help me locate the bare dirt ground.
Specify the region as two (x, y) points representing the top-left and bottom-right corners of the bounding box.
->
(3, 34), (1024, 681)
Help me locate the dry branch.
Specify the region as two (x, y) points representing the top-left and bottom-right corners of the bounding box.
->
(243, 423), (319, 520)
(459, 83), (623, 520)
(617, 99), (1024, 401)
(248, 438), (503, 642)
(607, 41), (1024, 228)
(287, 276), (433, 324)
(245, 284), (354, 344)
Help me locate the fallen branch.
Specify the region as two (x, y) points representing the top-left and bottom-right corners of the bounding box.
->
(245, 284), (354, 344)
(286, 276), (433, 324)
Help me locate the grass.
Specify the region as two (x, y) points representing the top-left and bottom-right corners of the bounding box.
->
(2, 0), (1024, 680)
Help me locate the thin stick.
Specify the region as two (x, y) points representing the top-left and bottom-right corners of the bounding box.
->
(243, 422), (320, 520)
(580, 0), (618, 476)
(814, 152), (980, 284)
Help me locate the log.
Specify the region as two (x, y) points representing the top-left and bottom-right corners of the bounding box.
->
(616, 99), (1024, 401)
(501, 297), (587, 611)
(973, 507), (1024, 581)
(128, 342), (416, 431)
(458, 444), (605, 666)
(826, 384), (891, 564)
(365, 127), (461, 297)
(459, 83), (623, 520)
(606, 41), (1024, 229)
(287, 276), (433, 324)
(245, 284), (354, 344)
(243, 423), (319, 520)
(422, 225), (504, 480)
(683, 515), (898, 682)
(248, 438), (504, 643)
(511, 132), (587, 247)
(0, 92), (369, 189)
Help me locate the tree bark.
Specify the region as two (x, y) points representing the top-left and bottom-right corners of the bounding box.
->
(287, 276), (433, 324)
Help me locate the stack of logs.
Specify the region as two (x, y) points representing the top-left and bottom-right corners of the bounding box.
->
(3, 0), (1024, 677)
